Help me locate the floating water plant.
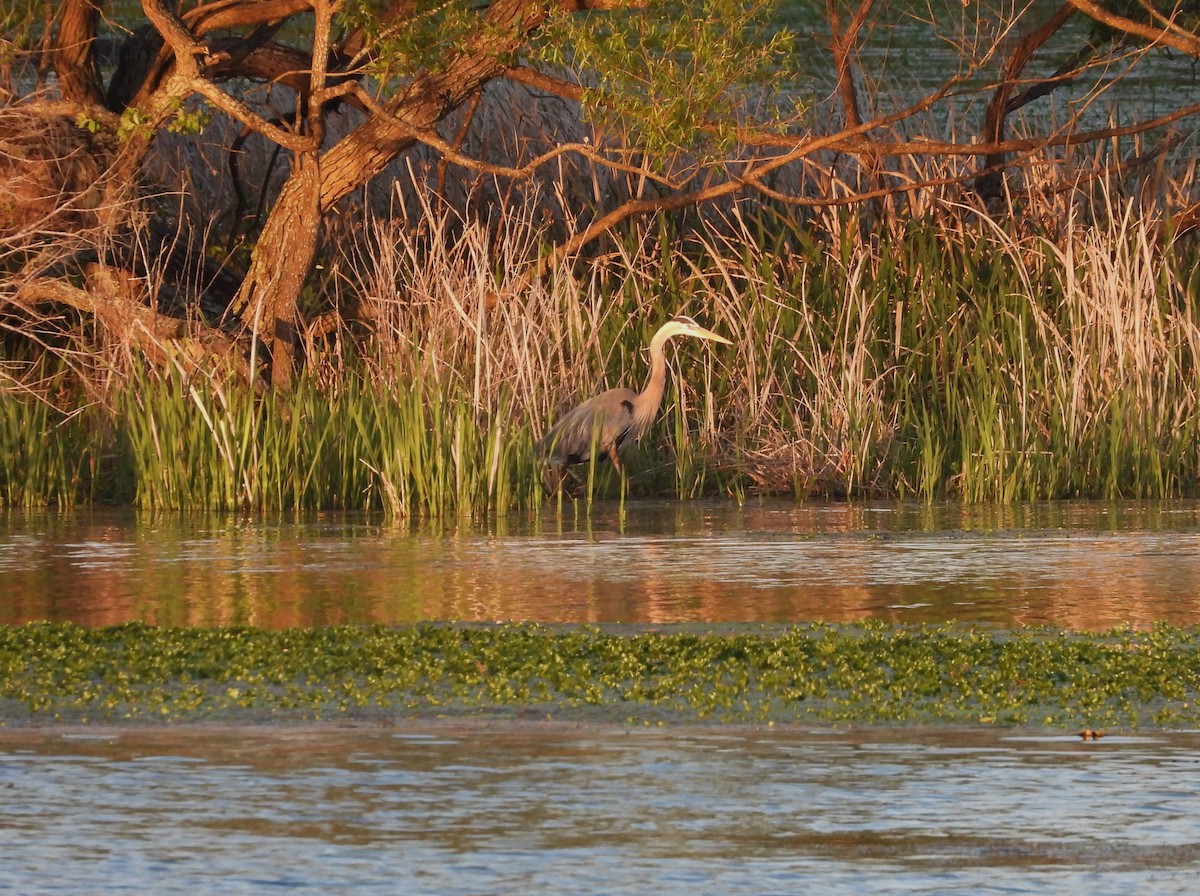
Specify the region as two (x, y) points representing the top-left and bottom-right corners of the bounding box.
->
(2, 622), (1199, 729)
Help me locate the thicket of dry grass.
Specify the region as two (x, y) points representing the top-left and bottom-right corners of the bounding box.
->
(4, 77), (1200, 511)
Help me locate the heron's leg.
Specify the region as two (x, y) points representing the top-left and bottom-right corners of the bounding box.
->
(607, 443), (623, 476)
(541, 462), (567, 495)
(608, 443), (628, 511)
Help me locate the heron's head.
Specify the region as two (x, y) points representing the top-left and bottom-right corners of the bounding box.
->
(656, 314), (733, 347)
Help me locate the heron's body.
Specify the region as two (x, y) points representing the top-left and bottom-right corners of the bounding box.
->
(539, 316), (732, 478)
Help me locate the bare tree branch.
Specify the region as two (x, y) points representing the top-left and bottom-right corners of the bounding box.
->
(141, 0), (318, 152)
(825, 0), (873, 131)
(977, 4), (1078, 197)
(1067, 0), (1200, 56)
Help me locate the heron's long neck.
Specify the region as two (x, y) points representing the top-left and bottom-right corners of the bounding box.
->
(634, 333), (671, 428)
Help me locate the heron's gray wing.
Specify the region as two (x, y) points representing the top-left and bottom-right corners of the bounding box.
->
(540, 389), (636, 465)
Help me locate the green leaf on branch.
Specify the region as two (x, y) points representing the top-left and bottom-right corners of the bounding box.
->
(166, 98), (211, 136)
(339, 0), (492, 84)
(116, 105), (152, 142)
(540, 0), (798, 161)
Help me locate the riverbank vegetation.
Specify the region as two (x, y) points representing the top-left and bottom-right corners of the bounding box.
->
(6, 183), (1200, 511)
(5, 3), (1200, 513)
(3, 622), (1199, 729)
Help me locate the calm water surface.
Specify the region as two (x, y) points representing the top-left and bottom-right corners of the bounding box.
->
(2, 723), (1200, 895)
(6, 500), (1200, 894)
(2, 500), (1200, 629)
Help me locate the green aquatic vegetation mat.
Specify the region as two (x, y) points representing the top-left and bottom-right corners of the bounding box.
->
(1, 622), (1199, 728)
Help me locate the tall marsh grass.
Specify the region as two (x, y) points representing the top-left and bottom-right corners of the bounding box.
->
(5, 159), (1200, 512)
(0, 390), (102, 508)
(337, 172), (1200, 505)
(681, 197), (1200, 501)
(109, 367), (542, 516)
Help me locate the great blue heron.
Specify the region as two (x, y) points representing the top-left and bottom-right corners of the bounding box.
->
(538, 315), (733, 483)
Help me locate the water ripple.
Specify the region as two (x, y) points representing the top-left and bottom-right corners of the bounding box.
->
(1, 725), (1199, 894)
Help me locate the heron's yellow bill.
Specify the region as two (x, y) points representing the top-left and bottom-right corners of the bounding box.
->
(692, 326), (733, 346)
(661, 315), (734, 347)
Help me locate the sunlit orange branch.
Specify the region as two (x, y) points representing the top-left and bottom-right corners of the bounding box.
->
(1068, 0), (1200, 56)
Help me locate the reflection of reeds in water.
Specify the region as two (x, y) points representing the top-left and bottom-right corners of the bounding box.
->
(5, 505), (1200, 630)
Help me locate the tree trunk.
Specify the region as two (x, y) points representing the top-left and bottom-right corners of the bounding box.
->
(227, 0), (549, 384)
(229, 153), (321, 388)
(55, 0), (105, 106)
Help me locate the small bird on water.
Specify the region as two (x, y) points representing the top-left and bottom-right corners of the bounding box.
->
(538, 314), (733, 488)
